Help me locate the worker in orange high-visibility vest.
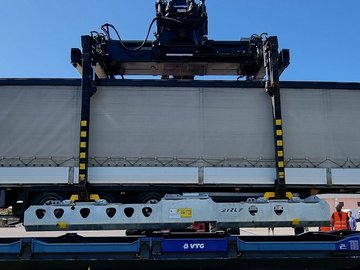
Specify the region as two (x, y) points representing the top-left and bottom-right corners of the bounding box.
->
(331, 204), (349, 231)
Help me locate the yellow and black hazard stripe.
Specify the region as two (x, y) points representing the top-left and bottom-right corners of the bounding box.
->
(79, 120), (88, 185)
(275, 118), (285, 181)
(76, 35), (98, 202)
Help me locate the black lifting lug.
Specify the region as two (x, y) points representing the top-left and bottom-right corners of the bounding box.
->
(70, 48), (82, 68)
(279, 49), (290, 68)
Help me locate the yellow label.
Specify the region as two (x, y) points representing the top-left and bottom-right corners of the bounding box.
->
(80, 142), (87, 148)
(178, 208), (192, 218)
(80, 163), (86, 170)
(80, 131), (87, 137)
(80, 152), (86, 159)
(278, 161), (284, 168)
(292, 218), (300, 226)
(277, 140), (283, 146)
(276, 129), (283, 136)
(277, 150), (284, 157)
(79, 174), (86, 181)
(275, 119), (282, 125)
(81, 120), (87, 127)
(57, 222), (68, 229)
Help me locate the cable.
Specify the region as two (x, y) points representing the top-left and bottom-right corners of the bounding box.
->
(161, 16), (183, 24)
(90, 31), (100, 37)
(101, 18), (157, 51)
(101, 16), (183, 52)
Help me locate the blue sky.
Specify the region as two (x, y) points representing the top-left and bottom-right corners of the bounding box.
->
(1, 0), (359, 82)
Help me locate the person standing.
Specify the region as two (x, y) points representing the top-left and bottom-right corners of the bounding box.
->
(348, 211), (357, 231)
(331, 204), (349, 231)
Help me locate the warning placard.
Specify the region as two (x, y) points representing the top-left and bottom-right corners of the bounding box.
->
(169, 208), (192, 218)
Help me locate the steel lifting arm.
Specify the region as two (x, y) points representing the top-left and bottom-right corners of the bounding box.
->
(77, 36), (97, 202)
(263, 36), (289, 199)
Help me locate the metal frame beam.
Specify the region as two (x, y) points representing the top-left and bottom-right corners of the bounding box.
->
(263, 37), (287, 199)
(78, 35), (97, 201)
(24, 195), (329, 231)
